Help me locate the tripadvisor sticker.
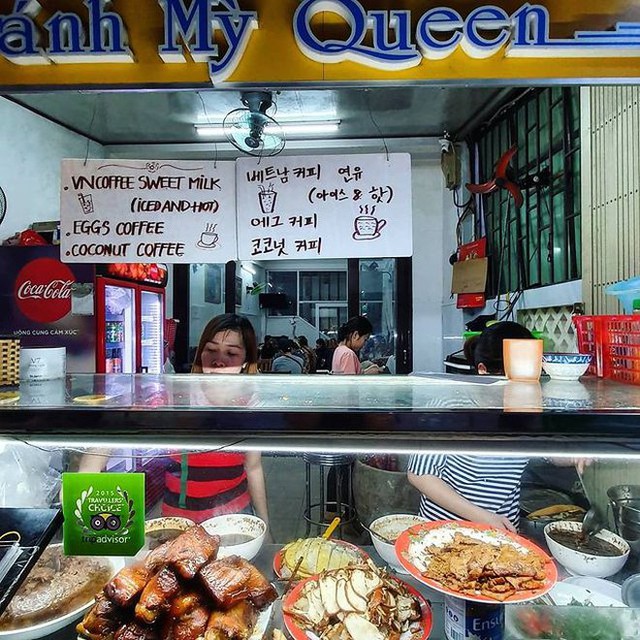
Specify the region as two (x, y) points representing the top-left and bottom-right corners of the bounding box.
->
(63, 473), (144, 556)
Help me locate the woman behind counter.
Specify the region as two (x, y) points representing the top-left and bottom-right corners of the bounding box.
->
(408, 321), (533, 532)
(79, 313), (270, 528)
(332, 316), (381, 375)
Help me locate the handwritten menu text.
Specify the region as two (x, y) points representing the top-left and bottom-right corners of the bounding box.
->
(236, 153), (412, 260)
(60, 160), (237, 263)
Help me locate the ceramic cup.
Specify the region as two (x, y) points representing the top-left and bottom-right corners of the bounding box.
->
(503, 339), (544, 382)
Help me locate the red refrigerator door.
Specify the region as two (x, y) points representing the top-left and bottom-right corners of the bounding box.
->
(96, 277), (137, 374)
(137, 285), (165, 374)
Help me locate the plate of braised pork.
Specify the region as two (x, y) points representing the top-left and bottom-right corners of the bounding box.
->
(77, 524), (277, 640)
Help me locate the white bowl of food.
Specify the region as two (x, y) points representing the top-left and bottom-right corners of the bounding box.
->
(544, 521), (629, 578)
(369, 514), (426, 573)
(201, 514), (267, 561)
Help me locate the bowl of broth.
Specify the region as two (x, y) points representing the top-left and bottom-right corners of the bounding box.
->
(201, 514), (267, 561)
(144, 517), (196, 549)
(544, 520), (630, 578)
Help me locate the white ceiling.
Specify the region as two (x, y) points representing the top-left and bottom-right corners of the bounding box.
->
(5, 85), (512, 146)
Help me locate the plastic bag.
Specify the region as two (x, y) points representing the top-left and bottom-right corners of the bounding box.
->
(0, 443), (61, 508)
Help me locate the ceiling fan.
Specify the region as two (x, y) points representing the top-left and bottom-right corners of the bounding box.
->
(223, 91), (285, 157)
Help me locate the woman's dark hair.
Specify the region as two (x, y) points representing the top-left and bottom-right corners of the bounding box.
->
(464, 321), (533, 374)
(298, 336), (309, 347)
(192, 313), (258, 374)
(338, 315), (374, 342)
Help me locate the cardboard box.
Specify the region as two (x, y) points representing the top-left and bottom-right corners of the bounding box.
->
(451, 257), (488, 294)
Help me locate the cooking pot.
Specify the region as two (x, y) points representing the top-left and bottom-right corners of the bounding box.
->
(607, 485), (640, 556)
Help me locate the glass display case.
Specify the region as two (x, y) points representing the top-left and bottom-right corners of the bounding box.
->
(1, 373), (640, 640)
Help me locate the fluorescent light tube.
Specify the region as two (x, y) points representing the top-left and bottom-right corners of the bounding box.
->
(195, 120), (340, 138)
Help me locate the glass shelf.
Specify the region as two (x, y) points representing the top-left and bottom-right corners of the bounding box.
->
(0, 374), (640, 454)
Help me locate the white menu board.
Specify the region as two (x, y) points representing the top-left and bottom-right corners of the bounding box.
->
(236, 153), (412, 260)
(60, 159), (236, 263)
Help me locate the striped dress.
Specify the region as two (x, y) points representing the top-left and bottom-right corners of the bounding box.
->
(408, 454), (529, 528)
(162, 452), (251, 523)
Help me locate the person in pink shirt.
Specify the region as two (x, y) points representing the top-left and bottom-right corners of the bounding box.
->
(331, 316), (381, 374)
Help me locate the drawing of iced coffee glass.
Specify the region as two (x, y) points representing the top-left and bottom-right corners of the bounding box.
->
(353, 215), (387, 240)
(258, 183), (277, 214)
(77, 193), (95, 215)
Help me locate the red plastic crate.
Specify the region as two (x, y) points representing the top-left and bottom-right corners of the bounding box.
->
(572, 315), (602, 376)
(573, 315), (640, 384)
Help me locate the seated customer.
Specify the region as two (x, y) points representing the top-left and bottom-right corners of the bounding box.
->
(408, 321), (533, 532)
(271, 337), (304, 373)
(315, 338), (332, 371)
(295, 336), (317, 373)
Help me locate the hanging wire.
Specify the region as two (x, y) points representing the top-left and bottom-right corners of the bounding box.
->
(524, 183), (552, 273)
(492, 197), (511, 315)
(493, 192), (528, 321)
(482, 88), (535, 132)
(197, 91), (219, 169)
(83, 94), (99, 166)
(365, 89), (389, 162)
(452, 188), (472, 210)
(10, 436), (251, 461)
(454, 197), (476, 248)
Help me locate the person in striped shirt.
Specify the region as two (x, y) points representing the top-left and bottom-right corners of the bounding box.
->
(408, 322), (533, 532)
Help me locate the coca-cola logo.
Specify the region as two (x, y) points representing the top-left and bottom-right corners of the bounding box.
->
(17, 279), (73, 300)
(15, 258), (76, 323)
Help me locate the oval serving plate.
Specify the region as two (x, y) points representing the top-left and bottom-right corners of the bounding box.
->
(396, 520), (557, 604)
(0, 546), (124, 640)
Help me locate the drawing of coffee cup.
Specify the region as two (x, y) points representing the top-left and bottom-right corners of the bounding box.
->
(198, 224), (219, 249)
(353, 216), (387, 240)
(198, 232), (218, 247)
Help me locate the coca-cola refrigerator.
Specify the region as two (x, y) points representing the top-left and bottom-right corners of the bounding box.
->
(0, 246), (167, 374)
(95, 264), (168, 374)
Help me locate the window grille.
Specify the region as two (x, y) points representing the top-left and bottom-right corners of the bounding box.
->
(472, 87), (581, 296)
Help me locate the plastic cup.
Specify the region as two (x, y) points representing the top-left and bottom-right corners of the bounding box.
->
(503, 339), (543, 382)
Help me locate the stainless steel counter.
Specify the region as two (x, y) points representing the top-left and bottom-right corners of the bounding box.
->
(1, 374), (640, 454)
